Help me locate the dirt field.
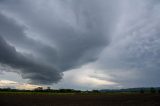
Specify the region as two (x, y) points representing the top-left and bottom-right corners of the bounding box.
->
(0, 93), (160, 106)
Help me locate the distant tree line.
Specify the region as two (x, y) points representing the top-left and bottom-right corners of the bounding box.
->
(0, 87), (160, 94)
(140, 87), (160, 94)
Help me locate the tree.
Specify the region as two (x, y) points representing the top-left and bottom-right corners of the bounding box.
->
(34, 87), (43, 91)
(92, 90), (99, 93)
(47, 87), (51, 90)
(150, 87), (156, 93)
(140, 89), (144, 94)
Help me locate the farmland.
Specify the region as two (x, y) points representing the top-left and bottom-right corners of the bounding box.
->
(0, 92), (160, 106)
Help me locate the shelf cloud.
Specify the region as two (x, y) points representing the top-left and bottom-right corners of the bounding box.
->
(0, 0), (160, 88)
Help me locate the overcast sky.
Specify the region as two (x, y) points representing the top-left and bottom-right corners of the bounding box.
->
(0, 0), (160, 90)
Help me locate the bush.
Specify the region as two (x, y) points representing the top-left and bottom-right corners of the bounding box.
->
(150, 88), (156, 93)
(92, 90), (99, 93)
(140, 89), (144, 94)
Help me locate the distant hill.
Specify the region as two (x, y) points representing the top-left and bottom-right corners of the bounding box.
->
(99, 87), (160, 93)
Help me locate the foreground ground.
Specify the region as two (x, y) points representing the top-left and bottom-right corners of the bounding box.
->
(0, 93), (160, 106)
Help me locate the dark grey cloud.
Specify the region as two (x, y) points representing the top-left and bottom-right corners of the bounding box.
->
(0, 12), (58, 64)
(0, 36), (61, 84)
(0, 12), (62, 84)
(0, 0), (108, 85)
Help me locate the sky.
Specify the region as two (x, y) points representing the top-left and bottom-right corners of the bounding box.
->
(0, 0), (160, 90)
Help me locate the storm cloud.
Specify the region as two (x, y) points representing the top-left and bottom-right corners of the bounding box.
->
(0, 0), (160, 88)
(0, 0), (108, 85)
(0, 35), (61, 84)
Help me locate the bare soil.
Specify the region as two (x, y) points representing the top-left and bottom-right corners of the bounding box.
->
(0, 93), (160, 106)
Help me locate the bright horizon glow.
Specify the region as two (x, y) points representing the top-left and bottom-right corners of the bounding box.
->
(0, 79), (43, 90)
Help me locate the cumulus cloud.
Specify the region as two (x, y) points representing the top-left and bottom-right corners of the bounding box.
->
(0, 0), (160, 88)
